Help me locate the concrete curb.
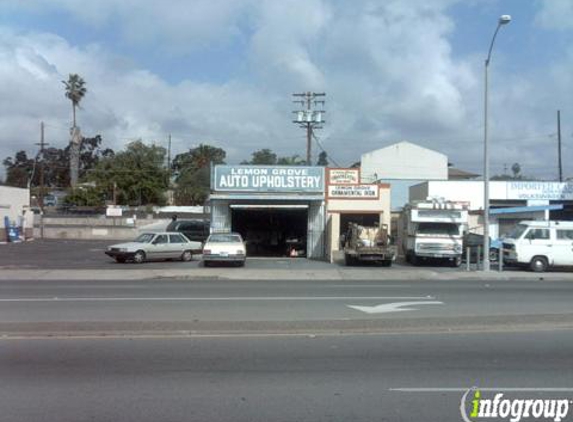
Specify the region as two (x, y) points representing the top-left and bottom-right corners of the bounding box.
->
(0, 268), (570, 281)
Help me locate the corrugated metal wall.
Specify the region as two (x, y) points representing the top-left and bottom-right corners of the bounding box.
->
(307, 201), (326, 260)
(210, 200), (231, 232)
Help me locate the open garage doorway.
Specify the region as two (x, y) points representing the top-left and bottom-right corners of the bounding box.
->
(231, 206), (308, 257)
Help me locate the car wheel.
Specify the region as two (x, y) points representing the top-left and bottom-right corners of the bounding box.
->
(489, 248), (499, 262)
(203, 261), (210, 267)
(115, 257), (126, 263)
(451, 257), (462, 267)
(530, 256), (548, 272)
(133, 250), (146, 264)
(181, 250), (193, 262)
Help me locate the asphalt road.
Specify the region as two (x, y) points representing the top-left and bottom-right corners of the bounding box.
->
(1, 278), (573, 336)
(2, 331), (573, 422)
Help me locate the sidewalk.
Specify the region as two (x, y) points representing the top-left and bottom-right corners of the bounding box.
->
(0, 266), (570, 281)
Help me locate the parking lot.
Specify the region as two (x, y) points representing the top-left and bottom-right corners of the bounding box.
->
(0, 239), (480, 272)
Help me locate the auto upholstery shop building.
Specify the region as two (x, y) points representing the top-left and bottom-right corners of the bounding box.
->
(209, 165), (391, 261)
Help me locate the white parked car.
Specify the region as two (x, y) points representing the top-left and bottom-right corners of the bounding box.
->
(503, 221), (573, 272)
(105, 232), (202, 263)
(202, 232), (246, 267)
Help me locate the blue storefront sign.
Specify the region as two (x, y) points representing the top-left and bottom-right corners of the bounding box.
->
(212, 165), (325, 193)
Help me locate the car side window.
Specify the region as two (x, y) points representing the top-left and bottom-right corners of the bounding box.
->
(169, 234), (185, 243)
(557, 230), (573, 240)
(154, 234), (168, 244)
(526, 229), (549, 240)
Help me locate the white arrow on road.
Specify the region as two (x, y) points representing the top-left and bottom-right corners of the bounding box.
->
(347, 301), (443, 314)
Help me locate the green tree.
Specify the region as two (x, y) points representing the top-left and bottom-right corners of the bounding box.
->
(316, 151), (329, 166)
(2, 135), (113, 191)
(241, 149), (277, 165)
(89, 140), (168, 206)
(2, 151), (36, 188)
(277, 154), (306, 165)
(172, 144), (226, 205)
(62, 186), (106, 206)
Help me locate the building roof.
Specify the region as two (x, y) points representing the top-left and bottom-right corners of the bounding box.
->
(448, 167), (480, 180)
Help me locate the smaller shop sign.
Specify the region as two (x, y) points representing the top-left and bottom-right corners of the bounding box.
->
(507, 182), (573, 200)
(328, 168), (360, 185)
(327, 184), (379, 199)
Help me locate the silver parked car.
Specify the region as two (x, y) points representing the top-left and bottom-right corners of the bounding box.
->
(105, 232), (202, 263)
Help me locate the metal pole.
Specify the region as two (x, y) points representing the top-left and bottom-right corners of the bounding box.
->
(558, 110), (563, 182)
(483, 57), (491, 272)
(482, 17), (510, 271)
(466, 247), (470, 271)
(306, 92), (312, 165)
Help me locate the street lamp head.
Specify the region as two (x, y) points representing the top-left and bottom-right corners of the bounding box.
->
(499, 15), (511, 25)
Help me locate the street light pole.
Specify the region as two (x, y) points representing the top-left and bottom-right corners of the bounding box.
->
(483, 15), (511, 271)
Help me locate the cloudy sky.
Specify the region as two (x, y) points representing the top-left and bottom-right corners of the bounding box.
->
(1, 0), (572, 180)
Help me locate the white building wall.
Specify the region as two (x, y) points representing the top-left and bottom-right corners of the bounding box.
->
(360, 141), (448, 182)
(0, 186), (30, 222)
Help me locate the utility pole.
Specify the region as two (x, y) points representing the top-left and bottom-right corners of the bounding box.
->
(35, 121), (49, 208)
(557, 110), (563, 182)
(167, 133), (172, 185)
(292, 92), (326, 165)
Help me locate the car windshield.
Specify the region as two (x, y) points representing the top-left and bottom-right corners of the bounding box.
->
(208, 234), (242, 243)
(134, 233), (155, 243)
(505, 224), (528, 240)
(417, 222), (460, 236)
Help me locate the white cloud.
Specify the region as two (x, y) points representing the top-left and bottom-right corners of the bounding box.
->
(1, 0), (573, 182)
(535, 0), (573, 30)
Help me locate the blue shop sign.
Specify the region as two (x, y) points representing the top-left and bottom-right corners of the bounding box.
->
(213, 165), (325, 193)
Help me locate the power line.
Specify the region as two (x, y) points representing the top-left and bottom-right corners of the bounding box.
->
(312, 132), (342, 167)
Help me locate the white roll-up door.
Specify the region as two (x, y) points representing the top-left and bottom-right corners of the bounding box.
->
(211, 200), (231, 233)
(307, 201), (326, 260)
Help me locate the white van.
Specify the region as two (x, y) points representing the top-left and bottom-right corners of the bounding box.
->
(503, 221), (573, 272)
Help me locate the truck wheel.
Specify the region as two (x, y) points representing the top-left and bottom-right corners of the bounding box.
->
(381, 260), (392, 267)
(529, 256), (548, 272)
(410, 255), (419, 266)
(451, 257), (462, 267)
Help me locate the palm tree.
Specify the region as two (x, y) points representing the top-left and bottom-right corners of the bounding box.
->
(62, 74), (87, 128)
(63, 74), (87, 186)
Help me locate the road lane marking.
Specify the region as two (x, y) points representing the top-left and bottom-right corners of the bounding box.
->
(347, 301), (443, 314)
(0, 295), (436, 302)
